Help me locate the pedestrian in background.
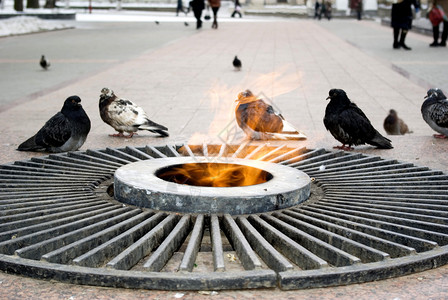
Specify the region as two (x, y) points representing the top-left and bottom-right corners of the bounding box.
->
(208, 0), (221, 29)
(429, 0), (448, 47)
(190, 0), (205, 29)
(314, 1), (321, 19)
(391, 0), (420, 50)
(231, 0), (242, 18)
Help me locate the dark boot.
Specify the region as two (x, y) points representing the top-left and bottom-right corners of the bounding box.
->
(440, 21), (448, 46)
(430, 26), (440, 47)
(399, 30), (411, 50)
(393, 27), (400, 49)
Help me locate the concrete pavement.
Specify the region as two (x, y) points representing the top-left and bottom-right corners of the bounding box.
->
(0, 14), (447, 299)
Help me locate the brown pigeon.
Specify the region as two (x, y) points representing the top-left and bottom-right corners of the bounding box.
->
(383, 109), (411, 135)
(234, 90), (306, 140)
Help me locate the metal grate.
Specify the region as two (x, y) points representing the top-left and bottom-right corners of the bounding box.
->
(0, 143), (447, 290)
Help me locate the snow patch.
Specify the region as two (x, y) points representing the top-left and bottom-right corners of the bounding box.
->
(0, 16), (72, 37)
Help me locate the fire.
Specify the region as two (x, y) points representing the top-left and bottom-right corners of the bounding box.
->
(157, 162), (271, 187)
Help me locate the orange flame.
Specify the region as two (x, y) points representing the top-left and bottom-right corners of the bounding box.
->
(157, 162), (270, 187)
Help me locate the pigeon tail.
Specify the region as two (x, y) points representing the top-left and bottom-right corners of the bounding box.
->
(17, 136), (44, 152)
(150, 129), (169, 137)
(369, 132), (393, 149)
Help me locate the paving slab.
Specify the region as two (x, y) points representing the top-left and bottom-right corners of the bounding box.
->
(0, 15), (447, 299)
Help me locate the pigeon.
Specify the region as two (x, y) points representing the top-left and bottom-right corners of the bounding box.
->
(155, 21), (160, 25)
(383, 109), (411, 135)
(184, 22), (189, 26)
(233, 56), (242, 71)
(234, 90), (306, 140)
(40, 55), (50, 70)
(17, 96), (91, 153)
(324, 89), (393, 150)
(421, 88), (448, 139)
(99, 87), (169, 138)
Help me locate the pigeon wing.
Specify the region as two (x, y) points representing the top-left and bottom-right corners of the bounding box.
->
(337, 104), (377, 144)
(107, 99), (141, 128)
(430, 100), (448, 128)
(35, 112), (72, 148)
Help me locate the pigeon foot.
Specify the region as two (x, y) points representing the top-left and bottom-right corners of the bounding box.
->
(433, 134), (448, 139)
(110, 132), (136, 138)
(333, 145), (354, 151)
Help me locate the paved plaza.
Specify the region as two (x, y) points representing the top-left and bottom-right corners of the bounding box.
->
(0, 10), (447, 299)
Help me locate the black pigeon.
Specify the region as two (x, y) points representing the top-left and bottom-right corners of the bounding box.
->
(17, 96), (91, 153)
(235, 90), (306, 140)
(184, 22), (189, 26)
(383, 109), (411, 135)
(324, 89), (393, 150)
(40, 55), (50, 70)
(233, 56), (242, 71)
(421, 88), (448, 139)
(99, 87), (169, 138)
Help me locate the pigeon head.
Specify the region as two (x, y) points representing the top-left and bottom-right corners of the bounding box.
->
(326, 89), (348, 101)
(235, 90), (257, 104)
(62, 96), (82, 112)
(389, 109), (397, 116)
(426, 88), (447, 100)
(101, 87), (114, 98)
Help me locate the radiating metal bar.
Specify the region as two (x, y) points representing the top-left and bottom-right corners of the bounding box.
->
(41, 209), (146, 264)
(73, 211), (162, 267)
(143, 215), (191, 271)
(222, 214), (262, 270)
(179, 214), (205, 272)
(237, 216), (293, 272)
(261, 214), (360, 267)
(248, 215), (328, 270)
(107, 214), (177, 270)
(211, 214), (225, 271)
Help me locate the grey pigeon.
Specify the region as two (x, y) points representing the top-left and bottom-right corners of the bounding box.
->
(233, 56), (242, 71)
(421, 88), (448, 139)
(99, 87), (169, 138)
(383, 109), (411, 135)
(324, 89), (393, 150)
(40, 55), (50, 70)
(17, 96), (91, 152)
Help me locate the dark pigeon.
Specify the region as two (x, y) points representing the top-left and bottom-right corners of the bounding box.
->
(421, 88), (448, 139)
(233, 56), (242, 71)
(99, 87), (169, 138)
(235, 90), (306, 140)
(17, 96), (91, 153)
(40, 55), (50, 70)
(383, 109), (411, 135)
(324, 89), (393, 150)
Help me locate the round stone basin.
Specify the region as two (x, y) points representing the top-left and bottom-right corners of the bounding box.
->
(114, 157), (310, 215)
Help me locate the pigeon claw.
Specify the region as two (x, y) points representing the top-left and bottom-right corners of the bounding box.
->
(333, 144), (354, 151)
(433, 134), (448, 139)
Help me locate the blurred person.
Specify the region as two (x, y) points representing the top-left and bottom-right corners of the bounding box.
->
(314, 1), (321, 19)
(429, 0), (448, 47)
(231, 0), (242, 18)
(208, 0), (221, 28)
(190, 0), (205, 29)
(391, 0), (420, 50)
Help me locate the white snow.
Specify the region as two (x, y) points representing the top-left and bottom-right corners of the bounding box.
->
(0, 16), (73, 37)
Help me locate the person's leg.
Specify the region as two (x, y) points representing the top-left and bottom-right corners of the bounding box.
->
(440, 20), (448, 46)
(430, 25), (440, 47)
(399, 29), (411, 50)
(393, 27), (400, 49)
(212, 7), (219, 28)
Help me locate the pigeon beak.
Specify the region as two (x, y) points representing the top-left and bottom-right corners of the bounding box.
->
(326, 96), (331, 100)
